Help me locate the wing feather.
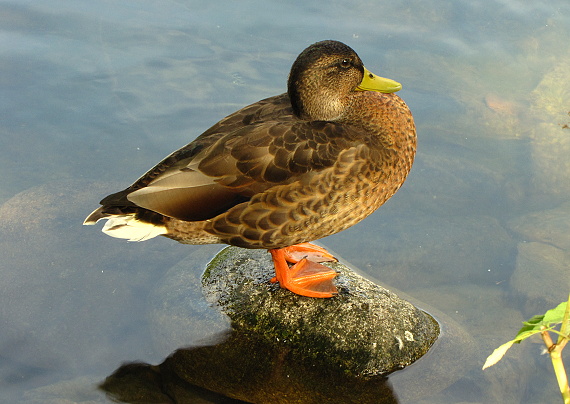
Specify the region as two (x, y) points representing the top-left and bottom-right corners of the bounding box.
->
(117, 95), (369, 222)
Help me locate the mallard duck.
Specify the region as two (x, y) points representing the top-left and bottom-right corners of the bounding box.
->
(84, 40), (416, 298)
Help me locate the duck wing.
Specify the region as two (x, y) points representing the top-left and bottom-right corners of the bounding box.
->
(124, 119), (362, 222)
(102, 95), (366, 223)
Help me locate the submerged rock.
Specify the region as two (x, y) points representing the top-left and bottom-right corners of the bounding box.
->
(511, 241), (568, 313)
(200, 246), (439, 378)
(508, 201), (570, 251)
(508, 203), (570, 312)
(529, 56), (570, 204)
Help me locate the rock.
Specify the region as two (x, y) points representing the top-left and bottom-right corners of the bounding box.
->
(529, 56), (570, 204)
(508, 201), (570, 251)
(137, 246), (440, 403)
(508, 203), (570, 312)
(99, 364), (178, 404)
(201, 246), (439, 378)
(510, 241), (569, 313)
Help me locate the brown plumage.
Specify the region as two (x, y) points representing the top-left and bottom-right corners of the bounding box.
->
(84, 40), (416, 297)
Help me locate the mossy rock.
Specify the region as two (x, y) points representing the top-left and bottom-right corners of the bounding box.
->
(200, 246), (439, 378)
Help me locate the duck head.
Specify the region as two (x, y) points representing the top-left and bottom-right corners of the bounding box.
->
(287, 40), (402, 121)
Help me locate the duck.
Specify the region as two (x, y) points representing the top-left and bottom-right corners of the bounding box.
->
(84, 40), (417, 298)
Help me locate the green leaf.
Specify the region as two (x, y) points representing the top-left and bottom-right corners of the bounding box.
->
(543, 301), (567, 325)
(514, 316), (553, 344)
(518, 328), (545, 341)
(511, 303), (566, 343)
(522, 314), (545, 327)
(516, 316), (544, 340)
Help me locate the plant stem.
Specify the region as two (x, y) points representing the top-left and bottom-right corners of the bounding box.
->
(547, 293), (570, 404)
(549, 348), (569, 404)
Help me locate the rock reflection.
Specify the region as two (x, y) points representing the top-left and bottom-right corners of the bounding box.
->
(101, 328), (398, 404)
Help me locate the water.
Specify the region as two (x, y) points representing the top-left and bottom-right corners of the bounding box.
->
(1, 1), (569, 402)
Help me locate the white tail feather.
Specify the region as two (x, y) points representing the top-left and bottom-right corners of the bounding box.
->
(100, 215), (167, 242)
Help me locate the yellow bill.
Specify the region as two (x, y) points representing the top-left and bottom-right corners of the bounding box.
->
(356, 67), (402, 93)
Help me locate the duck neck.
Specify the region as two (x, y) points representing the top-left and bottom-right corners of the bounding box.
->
(288, 78), (349, 122)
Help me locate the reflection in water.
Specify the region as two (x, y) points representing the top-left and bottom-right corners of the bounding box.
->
(101, 329), (398, 404)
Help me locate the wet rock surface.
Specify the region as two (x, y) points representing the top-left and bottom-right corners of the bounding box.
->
(200, 247), (440, 378)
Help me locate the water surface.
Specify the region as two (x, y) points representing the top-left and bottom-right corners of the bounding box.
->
(1, 1), (570, 402)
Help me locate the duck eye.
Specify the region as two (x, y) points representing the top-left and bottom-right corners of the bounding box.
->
(339, 59), (352, 69)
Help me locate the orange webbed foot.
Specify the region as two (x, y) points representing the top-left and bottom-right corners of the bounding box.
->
(269, 243), (338, 298)
(281, 242), (337, 263)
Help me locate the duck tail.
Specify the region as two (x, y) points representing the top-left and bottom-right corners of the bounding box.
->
(83, 206), (108, 225)
(83, 207), (167, 242)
